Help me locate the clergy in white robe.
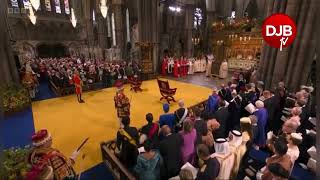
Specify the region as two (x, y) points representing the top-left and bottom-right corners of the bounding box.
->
(211, 138), (235, 180)
(219, 60), (228, 79)
(206, 55), (214, 77)
(200, 57), (207, 72)
(188, 58), (194, 75)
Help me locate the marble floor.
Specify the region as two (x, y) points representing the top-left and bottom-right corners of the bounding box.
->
(165, 72), (233, 89)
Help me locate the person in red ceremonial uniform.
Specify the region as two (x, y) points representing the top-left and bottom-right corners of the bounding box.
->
(73, 70), (84, 103)
(173, 59), (180, 78)
(114, 80), (130, 127)
(162, 56), (168, 76)
(27, 129), (79, 180)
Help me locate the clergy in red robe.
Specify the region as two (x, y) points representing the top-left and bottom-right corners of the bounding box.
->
(162, 56), (168, 76)
(173, 59), (180, 78)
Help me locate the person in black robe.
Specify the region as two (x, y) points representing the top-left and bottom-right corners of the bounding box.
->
(227, 95), (242, 132)
(262, 90), (277, 133)
(159, 125), (183, 179)
(116, 116), (139, 169)
(196, 144), (220, 180)
(272, 81), (288, 133)
(213, 101), (230, 139)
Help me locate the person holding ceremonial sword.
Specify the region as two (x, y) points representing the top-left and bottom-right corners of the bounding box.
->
(114, 80), (131, 127)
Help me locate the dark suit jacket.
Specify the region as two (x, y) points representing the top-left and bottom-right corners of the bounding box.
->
(159, 133), (183, 179)
(213, 107), (230, 138)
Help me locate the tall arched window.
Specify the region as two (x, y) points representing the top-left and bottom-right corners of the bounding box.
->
(45, 0), (52, 11)
(22, 0), (31, 8)
(194, 8), (203, 29)
(64, 0), (70, 14)
(55, 0), (61, 13)
(11, 0), (19, 7)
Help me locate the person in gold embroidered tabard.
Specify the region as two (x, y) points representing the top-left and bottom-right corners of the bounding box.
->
(28, 129), (78, 180)
(210, 138), (235, 180)
(114, 80), (130, 127)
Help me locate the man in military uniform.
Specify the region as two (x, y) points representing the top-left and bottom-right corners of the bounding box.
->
(114, 80), (130, 127)
(28, 129), (79, 180)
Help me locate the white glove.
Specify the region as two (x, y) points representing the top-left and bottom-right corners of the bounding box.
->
(70, 150), (80, 160)
(267, 131), (273, 140)
(306, 129), (316, 136)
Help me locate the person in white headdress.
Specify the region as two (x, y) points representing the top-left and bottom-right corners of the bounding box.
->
(229, 130), (244, 178)
(219, 59), (228, 79)
(211, 138), (235, 180)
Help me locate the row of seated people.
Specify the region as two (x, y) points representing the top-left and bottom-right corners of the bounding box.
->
(109, 79), (316, 180)
(21, 57), (142, 90)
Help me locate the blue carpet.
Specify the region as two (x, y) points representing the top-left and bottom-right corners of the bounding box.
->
(79, 162), (114, 180)
(34, 81), (56, 101)
(0, 107), (35, 149)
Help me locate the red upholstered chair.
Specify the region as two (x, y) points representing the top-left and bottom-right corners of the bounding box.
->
(157, 79), (177, 104)
(128, 76), (142, 92)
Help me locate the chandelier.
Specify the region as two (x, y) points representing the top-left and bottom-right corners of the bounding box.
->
(100, 0), (108, 18)
(70, 8), (77, 28)
(28, 6), (36, 25)
(30, 0), (40, 11)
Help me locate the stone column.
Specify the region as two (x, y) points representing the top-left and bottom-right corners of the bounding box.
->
(113, 0), (125, 57)
(270, 0), (299, 87)
(185, 4), (194, 57)
(138, 0), (159, 72)
(0, 1), (20, 118)
(290, 0), (317, 91)
(0, 1), (19, 84)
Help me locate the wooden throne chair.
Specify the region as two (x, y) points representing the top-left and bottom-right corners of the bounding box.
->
(128, 76), (142, 92)
(157, 79), (177, 104)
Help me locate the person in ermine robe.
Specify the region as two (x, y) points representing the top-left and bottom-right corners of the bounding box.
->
(206, 54), (214, 77)
(219, 59), (228, 79)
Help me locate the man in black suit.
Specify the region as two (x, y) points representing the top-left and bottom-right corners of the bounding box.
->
(159, 125), (183, 179)
(213, 100), (230, 139)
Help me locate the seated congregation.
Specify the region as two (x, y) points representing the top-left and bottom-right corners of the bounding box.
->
(107, 81), (316, 180)
(19, 57), (142, 97)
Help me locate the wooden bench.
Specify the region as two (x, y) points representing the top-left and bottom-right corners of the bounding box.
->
(100, 141), (136, 180)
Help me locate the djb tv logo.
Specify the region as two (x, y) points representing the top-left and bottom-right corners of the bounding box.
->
(262, 13), (297, 51)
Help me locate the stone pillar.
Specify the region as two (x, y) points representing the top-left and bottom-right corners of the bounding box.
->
(289, 0), (317, 91)
(256, 0), (267, 18)
(185, 4), (194, 57)
(270, 0), (299, 87)
(0, 1), (20, 118)
(113, 0), (125, 57)
(0, 1), (19, 84)
(138, 0), (159, 72)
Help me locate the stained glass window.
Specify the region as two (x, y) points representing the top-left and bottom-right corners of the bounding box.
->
(55, 0), (61, 13)
(11, 0), (19, 7)
(64, 0), (70, 14)
(45, 0), (52, 11)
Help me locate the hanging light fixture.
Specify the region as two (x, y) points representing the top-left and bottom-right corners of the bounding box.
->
(30, 0), (40, 11)
(28, 6), (37, 25)
(70, 8), (77, 28)
(100, 0), (108, 18)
